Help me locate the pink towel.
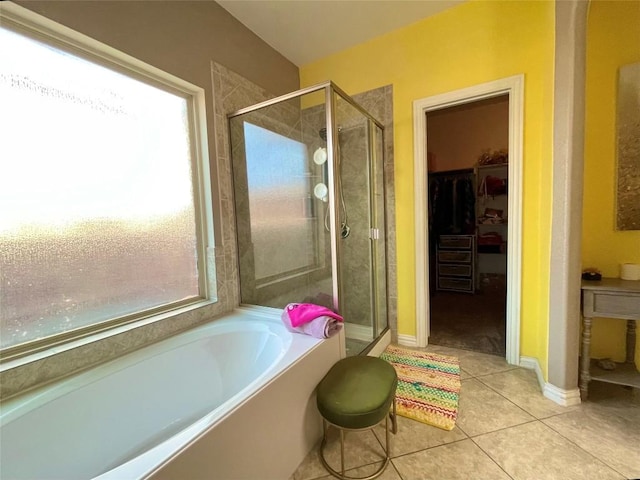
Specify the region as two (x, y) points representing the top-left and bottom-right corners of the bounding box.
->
(282, 315), (343, 339)
(283, 303), (343, 328)
(281, 303), (344, 339)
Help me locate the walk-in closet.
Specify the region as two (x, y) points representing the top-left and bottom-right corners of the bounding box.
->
(427, 95), (509, 356)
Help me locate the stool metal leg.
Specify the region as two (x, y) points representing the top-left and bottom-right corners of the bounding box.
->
(385, 415), (390, 460)
(318, 405), (397, 480)
(340, 428), (345, 476)
(390, 396), (397, 434)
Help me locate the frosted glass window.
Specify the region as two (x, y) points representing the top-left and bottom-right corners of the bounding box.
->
(244, 122), (316, 280)
(0, 25), (209, 351)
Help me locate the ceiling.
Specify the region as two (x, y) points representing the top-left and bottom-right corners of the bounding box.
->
(216, 0), (464, 66)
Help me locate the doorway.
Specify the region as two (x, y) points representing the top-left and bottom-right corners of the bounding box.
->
(413, 75), (524, 365)
(427, 96), (509, 356)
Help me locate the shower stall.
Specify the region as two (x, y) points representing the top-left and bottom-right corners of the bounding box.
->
(228, 82), (388, 356)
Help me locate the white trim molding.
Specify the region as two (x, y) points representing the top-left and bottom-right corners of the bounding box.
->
(397, 334), (418, 348)
(543, 383), (582, 407)
(413, 75), (524, 365)
(519, 356), (547, 392)
(520, 356), (582, 407)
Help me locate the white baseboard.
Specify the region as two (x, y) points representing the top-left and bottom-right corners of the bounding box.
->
(543, 383), (582, 406)
(397, 334), (418, 347)
(520, 356), (582, 407)
(519, 356), (546, 391)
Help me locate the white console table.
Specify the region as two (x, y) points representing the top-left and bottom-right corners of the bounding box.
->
(580, 278), (640, 400)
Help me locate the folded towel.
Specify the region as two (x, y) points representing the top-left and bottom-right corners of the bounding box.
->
(282, 314), (343, 339)
(283, 303), (343, 328)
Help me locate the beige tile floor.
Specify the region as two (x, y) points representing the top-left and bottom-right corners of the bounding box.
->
(291, 345), (640, 480)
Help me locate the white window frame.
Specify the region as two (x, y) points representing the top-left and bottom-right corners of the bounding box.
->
(0, 2), (216, 361)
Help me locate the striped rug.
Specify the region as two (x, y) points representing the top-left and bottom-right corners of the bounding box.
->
(380, 345), (461, 431)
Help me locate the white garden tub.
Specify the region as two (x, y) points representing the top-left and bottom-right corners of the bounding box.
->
(0, 307), (342, 479)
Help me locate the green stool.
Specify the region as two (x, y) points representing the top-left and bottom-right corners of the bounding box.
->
(316, 356), (398, 480)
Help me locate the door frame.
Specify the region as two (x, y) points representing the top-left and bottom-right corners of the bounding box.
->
(413, 75), (524, 365)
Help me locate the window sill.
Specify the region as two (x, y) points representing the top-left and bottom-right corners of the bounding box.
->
(0, 298), (222, 400)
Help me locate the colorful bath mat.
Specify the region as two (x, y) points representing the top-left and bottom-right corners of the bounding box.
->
(380, 345), (461, 431)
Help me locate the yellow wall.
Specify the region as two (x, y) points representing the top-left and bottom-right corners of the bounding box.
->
(583, 0), (640, 365)
(301, 1), (555, 374)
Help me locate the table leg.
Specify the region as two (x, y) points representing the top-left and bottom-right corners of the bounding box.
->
(626, 319), (636, 364)
(580, 316), (592, 400)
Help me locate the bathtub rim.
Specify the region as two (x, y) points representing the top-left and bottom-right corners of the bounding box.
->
(0, 308), (291, 425)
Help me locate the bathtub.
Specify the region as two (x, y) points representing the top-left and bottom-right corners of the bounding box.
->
(0, 307), (342, 479)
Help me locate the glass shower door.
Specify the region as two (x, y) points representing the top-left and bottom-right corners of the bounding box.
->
(334, 93), (387, 355)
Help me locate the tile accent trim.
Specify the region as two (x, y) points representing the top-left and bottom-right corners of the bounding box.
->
(520, 356), (582, 407)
